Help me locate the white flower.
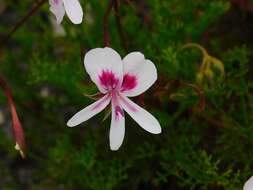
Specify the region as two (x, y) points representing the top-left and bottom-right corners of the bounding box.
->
(244, 176), (253, 190)
(67, 47), (162, 150)
(49, 0), (83, 24)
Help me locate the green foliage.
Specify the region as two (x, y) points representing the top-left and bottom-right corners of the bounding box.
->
(0, 0), (252, 189)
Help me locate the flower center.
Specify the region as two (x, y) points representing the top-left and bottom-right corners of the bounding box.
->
(99, 70), (120, 91)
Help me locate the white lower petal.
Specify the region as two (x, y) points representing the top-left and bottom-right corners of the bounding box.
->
(109, 111), (125, 151)
(244, 176), (253, 190)
(62, 0), (83, 24)
(49, 0), (65, 24)
(109, 93), (125, 151)
(119, 94), (161, 134)
(67, 95), (110, 127)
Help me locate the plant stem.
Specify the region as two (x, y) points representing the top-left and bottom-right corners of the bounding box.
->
(113, 0), (128, 51)
(1, 0), (47, 46)
(103, 0), (114, 47)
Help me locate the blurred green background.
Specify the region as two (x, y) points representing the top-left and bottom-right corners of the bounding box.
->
(0, 0), (253, 189)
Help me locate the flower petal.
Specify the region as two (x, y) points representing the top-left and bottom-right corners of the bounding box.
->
(49, 0), (65, 24)
(119, 94), (161, 134)
(122, 52), (157, 97)
(67, 95), (110, 127)
(109, 93), (125, 151)
(244, 176), (253, 190)
(84, 47), (123, 93)
(62, 0), (83, 24)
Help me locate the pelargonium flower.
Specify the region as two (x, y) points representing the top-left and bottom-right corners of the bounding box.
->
(67, 47), (162, 150)
(244, 176), (253, 190)
(49, 0), (83, 24)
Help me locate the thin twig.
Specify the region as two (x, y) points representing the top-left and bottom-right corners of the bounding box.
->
(182, 82), (206, 111)
(1, 0), (47, 46)
(103, 0), (114, 47)
(164, 79), (206, 111)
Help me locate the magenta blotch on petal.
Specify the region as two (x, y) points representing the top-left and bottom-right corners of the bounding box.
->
(99, 70), (120, 91)
(115, 105), (124, 120)
(121, 74), (137, 92)
(111, 91), (124, 121)
(53, 0), (60, 4)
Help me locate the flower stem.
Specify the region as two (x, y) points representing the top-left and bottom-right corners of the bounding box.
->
(113, 0), (128, 51)
(103, 0), (114, 47)
(1, 0), (47, 46)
